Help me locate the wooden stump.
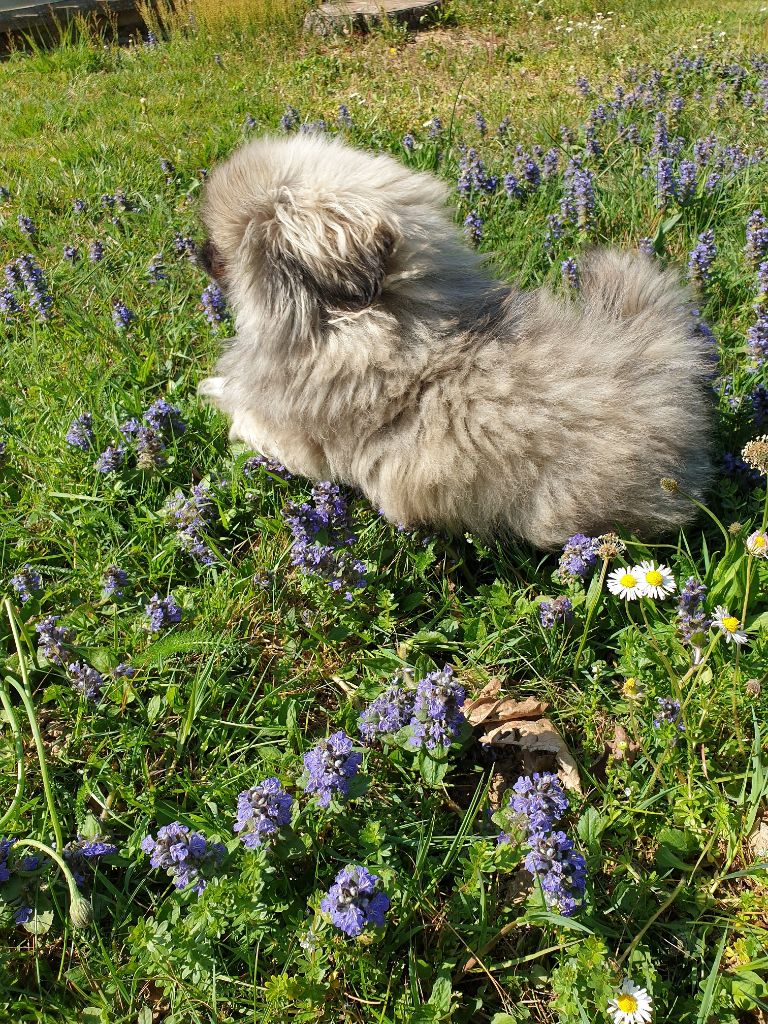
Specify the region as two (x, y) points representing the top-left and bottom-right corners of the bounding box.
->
(304, 0), (442, 36)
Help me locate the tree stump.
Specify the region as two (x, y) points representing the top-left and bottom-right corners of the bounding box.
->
(304, 0), (443, 37)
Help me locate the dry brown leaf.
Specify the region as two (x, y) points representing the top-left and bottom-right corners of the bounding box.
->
(462, 680), (548, 727)
(479, 717), (582, 794)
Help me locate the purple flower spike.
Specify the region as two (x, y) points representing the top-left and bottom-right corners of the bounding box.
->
(11, 565), (42, 603)
(66, 412), (94, 451)
(408, 665), (466, 750)
(302, 731), (362, 807)
(141, 822), (224, 894)
(234, 777), (293, 848)
(510, 773), (569, 836)
(321, 865), (390, 937)
(524, 831), (586, 916)
(144, 593), (182, 631)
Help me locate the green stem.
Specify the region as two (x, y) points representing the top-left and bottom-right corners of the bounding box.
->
(0, 684), (26, 830)
(573, 559), (609, 673)
(12, 837), (91, 928)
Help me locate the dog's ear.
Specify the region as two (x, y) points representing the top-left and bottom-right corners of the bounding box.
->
(256, 188), (398, 311)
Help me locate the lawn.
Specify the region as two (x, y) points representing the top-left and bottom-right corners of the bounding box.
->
(1, 1), (768, 1021)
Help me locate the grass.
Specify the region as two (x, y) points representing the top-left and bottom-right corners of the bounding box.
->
(1, 1), (768, 1021)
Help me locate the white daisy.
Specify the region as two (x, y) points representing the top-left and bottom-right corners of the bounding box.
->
(607, 978), (653, 1024)
(746, 530), (768, 558)
(634, 560), (676, 599)
(607, 566), (644, 600)
(712, 605), (748, 645)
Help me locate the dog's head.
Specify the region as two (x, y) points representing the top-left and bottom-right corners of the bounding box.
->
(199, 133), (449, 331)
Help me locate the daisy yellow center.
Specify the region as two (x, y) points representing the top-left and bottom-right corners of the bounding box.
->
(722, 616), (740, 633)
(617, 994), (638, 1013)
(754, 535), (767, 548)
(645, 570), (663, 586)
(620, 573), (636, 587)
(623, 677), (637, 693)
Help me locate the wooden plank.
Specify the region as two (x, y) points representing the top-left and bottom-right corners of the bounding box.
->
(304, 0), (442, 36)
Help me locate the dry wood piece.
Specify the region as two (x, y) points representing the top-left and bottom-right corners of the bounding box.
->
(304, 0), (443, 36)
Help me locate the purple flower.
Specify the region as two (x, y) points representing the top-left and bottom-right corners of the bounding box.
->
(748, 310), (768, 365)
(14, 906), (33, 925)
(428, 117), (443, 139)
(677, 577), (709, 653)
(63, 835), (117, 884)
(458, 148), (498, 196)
(88, 240), (104, 262)
(408, 665), (466, 750)
(284, 482), (366, 596)
(0, 286), (21, 323)
(243, 454), (292, 480)
(510, 772), (570, 836)
(655, 157), (676, 208)
(172, 234), (197, 260)
(66, 661), (104, 701)
(677, 160), (697, 203)
(575, 75), (591, 97)
(141, 823), (224, 894)
(654, 696), (684, 731)
(18, 215), (36, 240)
(164, 484), (216, 564)
(114, 662), (137, 678)
(200, 283), (227, 325)
(11, 565), (42, 603)
(145, 593), (182, 631)
(651, 111), (669, 156)
(473, 110), (487, 136)
(35, 615), (73, 664)
(558, 534), (599, 580)
(159, 158), (176, 180)
(243, 112), (257, 130)
(337, 104), (352, 129)
(561, 258), (579, 290)
(687, 229), (716, 284)
(63, 244), (79, 263)
(6, 255), (52, 319)
(234, 778), (293, 848)
(95, 444), (126, 473)
(504, 172), (524, 200)
(0, 186), (10, 202)
(147, 254), (167, 282)
(0, 837), (15, 882)
(539, 596), (574, 629)
(112, 301), (135, 330)
(358, 683), (415, 743)
(561, 163), (595, 230)
(402, 132), (415, 153)
(524, 830), (586, 916)
(135, 427), (167, 469)
(279, 105), (300, 132)
(143, 398), (186, 434)
(464, 211), (483, 245)
(66, 412), (94, 451)
(638, 237), (655, 256)
(145, 30), (158, 46)
(102, 565), (128, 598)
(756, 261), (768, 304)
(746, 210), (768, 268)
(542, 148), (559, 178)
(302, 731), (362, 807)
(320, 865), (390, 937)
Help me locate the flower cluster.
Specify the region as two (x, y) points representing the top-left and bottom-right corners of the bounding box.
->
(320, 865), (390, 937)
(676, 576), (709, 655)
(63, 836), (117, 885)
(141, 823), (225, 894)
(144, 593), (183, 631)
(558, 533), (600, 581)
(509, 772), (569, 835)
(524, 830), (588, 917)
(165, 483), (217, 564)
(234, 778), (293, 849)
(539, 596), (574, 629)
(94, 398), (186, 474)
(358, 681), (415, 742)
(66, 660), (104, 701)
(745, 209), (768, 267)
(687, 229), (716, 284)
(112, 301), (135, 330)
(653, 696), (683, 731)
(35, 615), (73, 663)
(65, 413), (94, 451)
(302, 731), (362, 807)
(243, 454), (292, 480)
(607, 561), (676, 600)
(102, 565), (129, 598)
(10, 565), (42, 603)
(4, 255), (52, 321)
(200, 283), (227, 325)
(283, 482), (366, 598)
(408, 665), (467, 750)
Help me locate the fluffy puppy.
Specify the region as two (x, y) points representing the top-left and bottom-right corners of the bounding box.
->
(197, 132), (713, 548)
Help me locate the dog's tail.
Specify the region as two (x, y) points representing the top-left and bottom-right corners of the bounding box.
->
(577, 247), (691, 323)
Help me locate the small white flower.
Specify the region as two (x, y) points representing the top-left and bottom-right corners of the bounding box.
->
(746, 530), (768, 558)
(634, 560), (676, 599)
(712, 605), (748, 645)
(607, 978), (653, 1023)
(607, 566), (644, 600)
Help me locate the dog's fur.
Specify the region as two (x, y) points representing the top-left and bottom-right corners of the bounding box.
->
(197, 132), (713, 547)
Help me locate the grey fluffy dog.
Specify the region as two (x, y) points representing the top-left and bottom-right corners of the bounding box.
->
(197, 132), (713, 548)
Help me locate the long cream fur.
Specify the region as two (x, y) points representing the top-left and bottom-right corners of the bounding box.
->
(197, 132), (713, 547)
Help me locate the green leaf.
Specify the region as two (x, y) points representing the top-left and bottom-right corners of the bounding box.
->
(419, 750), (450, 788)
(23, 905), (54, 936)
(428, 971), (452, 1015)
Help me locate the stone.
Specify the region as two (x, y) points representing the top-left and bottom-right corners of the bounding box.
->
(304, 0), (442, 36)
